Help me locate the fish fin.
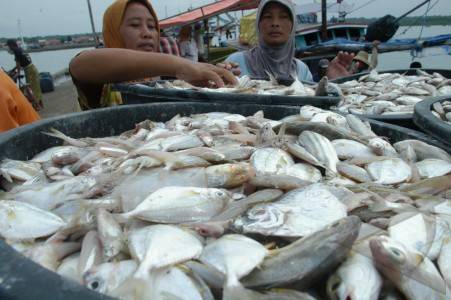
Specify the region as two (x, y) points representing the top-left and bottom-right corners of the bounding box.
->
(110, 277), (150, 300)
(113, 212), (133, 224)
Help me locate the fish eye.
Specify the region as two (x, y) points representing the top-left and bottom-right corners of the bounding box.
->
(327, 275), (342, 298)
(390, 247), (402, 257)
(216, 191), (225, 197)
(89, 280), (100, 290)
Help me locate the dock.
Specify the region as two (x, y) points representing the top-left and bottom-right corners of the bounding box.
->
(39, 79), (80, 119)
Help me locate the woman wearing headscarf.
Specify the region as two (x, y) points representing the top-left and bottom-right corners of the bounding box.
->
(224, 0), (354, 81)
(225, 0), (312, 81)
(70, 0), (236, 110)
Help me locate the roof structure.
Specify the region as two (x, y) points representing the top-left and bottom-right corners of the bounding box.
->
(160, 0), (259, 29)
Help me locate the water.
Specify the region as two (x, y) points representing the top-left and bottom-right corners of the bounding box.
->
(0, 48), (92, 75)
(0, 25), (449, 76)
(378, 25), (451, 70)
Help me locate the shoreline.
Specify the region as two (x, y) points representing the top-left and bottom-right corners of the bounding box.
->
(0, 42), (95, 53)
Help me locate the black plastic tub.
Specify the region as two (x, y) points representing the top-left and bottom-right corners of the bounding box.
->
(414, 95), (451, 146)
(0, 102), (450, 300)
(112, 82), (340, 109)
(331, 69), (451, 130)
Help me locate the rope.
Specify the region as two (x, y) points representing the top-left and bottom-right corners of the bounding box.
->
(399, 0), (440, 35)
(347, 0), (381, 15)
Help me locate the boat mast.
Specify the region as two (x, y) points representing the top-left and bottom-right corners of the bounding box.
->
(86, 0), (99, 47)
(321, 0), (327, 40)
(17, 19), (27, 50)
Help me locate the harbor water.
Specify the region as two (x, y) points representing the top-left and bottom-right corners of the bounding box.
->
(0, 26), (450, 76)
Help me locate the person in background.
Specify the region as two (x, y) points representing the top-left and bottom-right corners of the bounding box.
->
(160, 30), (180, 56)
(410, 61), (422, 69)
(194, 23), (206, 62)
(225, 29), (232, 40)
(350, 40), (380, 74)
(0, 69), (40, 132)
(6, 39), (43, 109)
(69, 0), (236, 110)
(178, 25), (199, 62)
(313, 58), (329, 82)
(223, 0), (354, 82)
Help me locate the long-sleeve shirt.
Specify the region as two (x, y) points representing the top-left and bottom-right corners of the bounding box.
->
(0, 70), (40, 132)
(225, 51), (313, 82)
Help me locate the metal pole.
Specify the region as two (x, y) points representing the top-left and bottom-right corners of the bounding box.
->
(86, 0), (99, 47)
(395, 0), (431, 23)
(17, 19), (27, 50)
(321, 0), (327, 41)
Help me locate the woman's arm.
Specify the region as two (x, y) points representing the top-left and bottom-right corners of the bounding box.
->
(70, 48), (237, 87)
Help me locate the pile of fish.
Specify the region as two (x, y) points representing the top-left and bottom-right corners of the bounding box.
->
(154, 74), (317, 96)
(1, 107), (451, 300)
(431, 100), (451, 125)
(334, 69), (451, 116)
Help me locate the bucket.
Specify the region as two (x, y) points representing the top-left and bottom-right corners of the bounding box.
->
(414, 95), (451, 146)
(331, 68), (451, 129)
(0, 102), (450, 299)
(112, 82), (340, 109)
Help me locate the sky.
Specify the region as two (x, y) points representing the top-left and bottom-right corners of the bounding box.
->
(0, 0), (450, 38)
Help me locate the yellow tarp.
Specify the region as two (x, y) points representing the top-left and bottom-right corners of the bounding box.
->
(239, 12), (257, 46)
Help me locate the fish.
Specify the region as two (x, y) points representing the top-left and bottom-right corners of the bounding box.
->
(77, 230), (103, 277)
(83, 260), (138, 296)
(438, 237), (451, 289)
(415, 159), (451, 178)
(206, 163), (252, 188)
(129, 224), (203, 279)
(57, 252), (81, 283)
(27, 241), (80, 271)
(366, 158), (412, 185)
(298, 131), (339, 174)
(370, 236), (449, 300)
(96, 208), (125, 261)
(242, 216), (361, 289)
(250, 147), (294, 175)
(0, 200), (66, 240)
(394, 140), (451, 162)
(388, 212), (449, 261)
(234, 184), (348, 237)
(199, 234), (267, 288)
(327, 251), (383, 300)
(118, 186), (233, 224)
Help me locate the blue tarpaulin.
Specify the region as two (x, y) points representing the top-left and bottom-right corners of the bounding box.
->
(298, 34), (451, 54)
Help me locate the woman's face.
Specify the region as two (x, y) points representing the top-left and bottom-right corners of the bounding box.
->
(259, 2), (293, 47)
(119, 2), (158, 52)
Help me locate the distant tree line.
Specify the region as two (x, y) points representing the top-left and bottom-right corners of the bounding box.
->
(347, 15), (451, 26)
(0, 32), (101, 44)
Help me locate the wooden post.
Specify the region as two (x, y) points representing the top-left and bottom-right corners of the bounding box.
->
(321, 0), (327, 41)
(86, 0), (99, 47)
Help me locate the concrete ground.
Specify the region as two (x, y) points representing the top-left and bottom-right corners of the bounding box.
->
(38, 79), (81, 119)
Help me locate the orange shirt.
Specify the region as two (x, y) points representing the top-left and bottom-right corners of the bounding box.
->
(0, 70), (40, 132)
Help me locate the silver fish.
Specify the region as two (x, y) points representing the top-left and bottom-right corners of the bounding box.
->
(242, 216), (361, 289)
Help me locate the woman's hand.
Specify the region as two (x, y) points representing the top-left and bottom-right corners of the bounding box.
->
(326, 51), (355, 80)
(216, 62), (241, 76)
(176, 61), (238, 87)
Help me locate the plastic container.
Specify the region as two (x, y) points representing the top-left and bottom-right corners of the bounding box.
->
(39, 72), (54, 93)
(0, 102), (450, 299)
(414, 95), (451, 146)
(331, 69), (451, 129)
(112, 82), (340, 109)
